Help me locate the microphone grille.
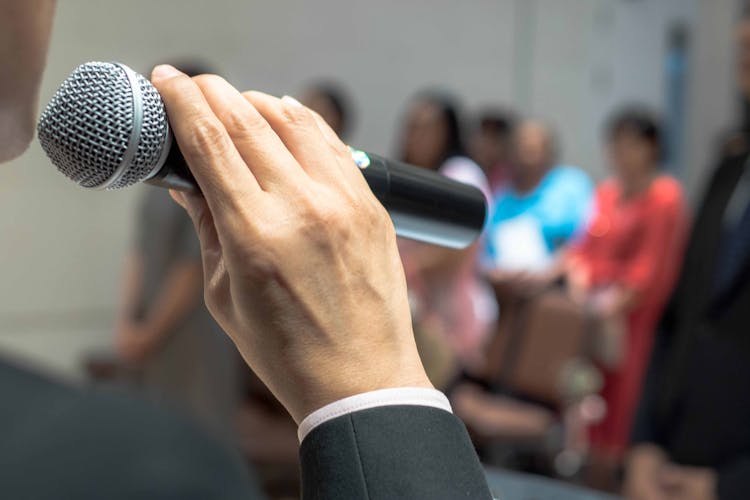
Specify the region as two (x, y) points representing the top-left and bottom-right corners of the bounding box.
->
(37, 62), (169, 189)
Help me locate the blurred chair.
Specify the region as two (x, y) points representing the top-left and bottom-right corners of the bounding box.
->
(453, 286), (605, 480)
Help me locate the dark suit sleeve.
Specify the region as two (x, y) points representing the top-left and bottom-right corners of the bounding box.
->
(299, 405), (492, 500)
(716, 457), (750, 499)
(630, 324), (672, 446)
(0, 359), (264, 500)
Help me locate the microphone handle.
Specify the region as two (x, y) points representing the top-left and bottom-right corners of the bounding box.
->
(359, 151), (486, 249)
(146, 144), (487, 249)
(146, 142), (199, 193)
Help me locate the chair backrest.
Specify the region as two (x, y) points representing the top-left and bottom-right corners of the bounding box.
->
(483, 288), (595, 406)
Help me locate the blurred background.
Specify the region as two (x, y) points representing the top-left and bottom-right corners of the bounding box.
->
(2, 0), (747, 498)
(0, 0), (734, 378)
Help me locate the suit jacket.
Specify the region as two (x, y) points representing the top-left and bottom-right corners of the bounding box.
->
(0, 358), (492, 499)
(632, 149), (750, 499)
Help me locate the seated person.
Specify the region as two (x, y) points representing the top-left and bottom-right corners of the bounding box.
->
(397, 91), (495, 378)
(299, 81), (352, 140)
(564, 108), (688, 461)
(483, 120), (593, 281)
(452, 121), (591, 459)
(456, 114), (686, 472)
(469, 108), (517, 195)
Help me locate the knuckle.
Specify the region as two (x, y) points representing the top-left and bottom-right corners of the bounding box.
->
(220, 107), (267, 142)
(281, 102), (314, 129)
(185, 116), (230, 156)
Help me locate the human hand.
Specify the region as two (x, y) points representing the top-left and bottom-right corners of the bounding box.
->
(150, 65), (432, 423)
(114, 321), (161, 366)
(658, 463), (717, 500)
(624, 444), (670, 500)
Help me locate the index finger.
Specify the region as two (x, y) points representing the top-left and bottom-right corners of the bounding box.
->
(150, 65), (262, 213)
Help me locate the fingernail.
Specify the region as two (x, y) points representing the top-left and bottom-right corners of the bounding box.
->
(282, 95), (303, 107)
(151, 64), (182, 81)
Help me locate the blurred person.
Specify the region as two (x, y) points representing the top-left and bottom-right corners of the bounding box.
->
(483, 120), (593, 284)
(115, 62), (240, 439)
(397, 91), (495, 376)
(400, 90), (491, 197)
(0, 2), (493, 499)
(625, 9), (750, 500)
(563, 108), (689, 461)
(450, 121), (592, 461)
(299, 81), (352, 139)
(470, 108), (517, 194)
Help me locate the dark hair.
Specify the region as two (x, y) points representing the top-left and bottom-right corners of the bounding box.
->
(401, 90), (466, 165)
(478, 109), (516, 137)
(305, 82), (352, 137)
(606, 106), (663, 160)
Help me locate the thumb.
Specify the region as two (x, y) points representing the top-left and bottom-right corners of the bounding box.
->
(169, 189), (221, 260)
(169, 190), (210, 235)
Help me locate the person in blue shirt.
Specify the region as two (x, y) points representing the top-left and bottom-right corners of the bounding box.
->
(483, 120), (593, 273)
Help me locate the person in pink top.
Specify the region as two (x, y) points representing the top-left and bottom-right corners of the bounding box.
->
(396, 91), (495, 381)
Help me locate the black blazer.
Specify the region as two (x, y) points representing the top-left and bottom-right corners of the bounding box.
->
(632, 149), (750, 499)
(0, 358), (492, 499)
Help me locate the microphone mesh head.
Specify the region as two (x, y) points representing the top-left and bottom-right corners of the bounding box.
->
(37, 62), (169, 189)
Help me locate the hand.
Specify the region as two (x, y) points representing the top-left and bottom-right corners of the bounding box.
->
(150, 65), (432, 423)
(114, 321), (161, 366)
(658, 464), (717, 500)
(591, 286), (623, 319)
(487, 269), (551, 298)
(624, 444), (669, 500)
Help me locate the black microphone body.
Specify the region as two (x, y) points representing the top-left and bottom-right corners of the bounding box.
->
(37, 62), (486, 249)
(148, 143), (486, 249)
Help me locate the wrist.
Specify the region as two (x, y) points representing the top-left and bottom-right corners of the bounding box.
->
(278, 343), (433, 424)
(298, 386), (449, 442)
(293, 373), (433, 424)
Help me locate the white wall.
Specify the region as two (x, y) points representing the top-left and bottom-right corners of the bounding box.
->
(685, 0), (741, 197)
(0, 0), (729, 378)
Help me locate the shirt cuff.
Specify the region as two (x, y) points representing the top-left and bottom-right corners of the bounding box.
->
(297, 387), (452, 442)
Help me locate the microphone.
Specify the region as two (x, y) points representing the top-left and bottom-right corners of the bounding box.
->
(37, 62), (486, 249)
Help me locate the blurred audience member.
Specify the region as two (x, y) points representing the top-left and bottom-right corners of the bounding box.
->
(483, 120), (593, 278)
(563, 108), (689, 460)
(456, 121), (591, 471)
(300, 81), (352, 139)
(398, 91), (494, 378)
(115, 187), (240, 438)
(114, 63), (240, 438)
(625, 12), (750, 500)
(470, 108), (517, 194)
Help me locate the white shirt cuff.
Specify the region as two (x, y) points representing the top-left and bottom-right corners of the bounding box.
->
(298, 387), (452, 443)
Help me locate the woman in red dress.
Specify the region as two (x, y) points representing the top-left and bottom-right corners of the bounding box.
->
(565, 109), (690, 459)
